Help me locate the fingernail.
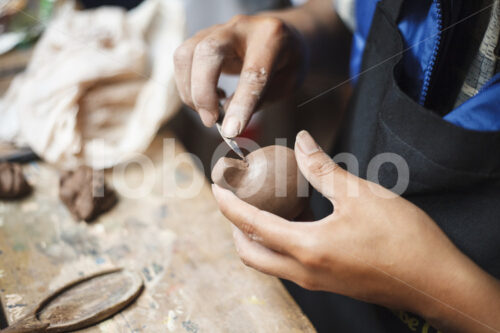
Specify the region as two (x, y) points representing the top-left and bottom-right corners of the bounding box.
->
(222, 116), (241, 138)
(297, 130), (320, 155)
(199, 109), (217, 127)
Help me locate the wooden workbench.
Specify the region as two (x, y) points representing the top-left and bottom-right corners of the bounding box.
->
(0, 129), (315, 332)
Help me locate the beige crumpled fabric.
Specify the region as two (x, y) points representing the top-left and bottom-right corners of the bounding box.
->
(0, 0), (185, 169)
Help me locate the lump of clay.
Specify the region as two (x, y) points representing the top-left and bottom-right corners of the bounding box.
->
(0, 162), (32, 199)
(59, 166), (117, 222)
(212, 145), (307, 219)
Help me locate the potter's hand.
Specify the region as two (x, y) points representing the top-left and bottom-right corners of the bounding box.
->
(173, 15), (306, 137)
(173, 0), (345, 137)
(211, 130), (500, 333)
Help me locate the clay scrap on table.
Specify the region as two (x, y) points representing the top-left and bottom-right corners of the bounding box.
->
(212, 145), (307, 220)
(59, 166), (117, 222)
(0, 162), (31, 199)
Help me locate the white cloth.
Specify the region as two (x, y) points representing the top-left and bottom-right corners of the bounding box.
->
(0, 0), (185, 169)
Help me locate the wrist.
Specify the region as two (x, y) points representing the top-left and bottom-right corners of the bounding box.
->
(414, 251), (500, 333)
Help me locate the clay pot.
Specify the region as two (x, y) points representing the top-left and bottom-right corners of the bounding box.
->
(212, 145), (307, 219)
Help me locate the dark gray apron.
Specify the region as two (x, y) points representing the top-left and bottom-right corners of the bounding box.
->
(286, 0), (500, 331)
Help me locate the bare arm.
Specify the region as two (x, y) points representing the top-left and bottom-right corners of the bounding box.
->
(418, 254), (500, 333)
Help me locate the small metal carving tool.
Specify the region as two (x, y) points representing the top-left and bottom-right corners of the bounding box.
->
(215, 101), (246, 160)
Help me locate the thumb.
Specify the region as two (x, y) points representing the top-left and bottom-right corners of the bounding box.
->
(294, 130), (350, 202)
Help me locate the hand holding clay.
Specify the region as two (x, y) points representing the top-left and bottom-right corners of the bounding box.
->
(211, 145), (307, 219)
(211, 131), (500, 333)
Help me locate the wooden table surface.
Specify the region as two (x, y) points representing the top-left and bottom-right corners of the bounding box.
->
(0, 129), (315, 332)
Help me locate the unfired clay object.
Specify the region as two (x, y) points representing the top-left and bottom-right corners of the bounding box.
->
(59, 166), (117, 222)
(212, 145), (307, 219)
(0, 162), (31, 199)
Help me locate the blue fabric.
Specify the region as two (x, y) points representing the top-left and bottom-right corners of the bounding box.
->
(350, 0), (378, 81)
(350, 0), (500, 132)
(397, 0), (440, 104)
(351, 0), (439, 97)
(444, 73), (500, 131)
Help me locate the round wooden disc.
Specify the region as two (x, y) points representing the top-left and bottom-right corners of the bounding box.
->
(35, 269), (143, 332)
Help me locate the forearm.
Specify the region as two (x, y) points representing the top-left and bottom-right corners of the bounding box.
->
(415, 251), (500, 333)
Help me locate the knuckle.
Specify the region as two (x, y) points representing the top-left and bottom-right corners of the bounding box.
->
(238, 248), (251, 266)
(262, 17), (286, 36)
(309, 158), (339, 178)
(229, 14), (249, 25)
(297, 244), (317, 267)
(299, 251), (321, 269)
(236, 243), (252, 267)
(297, 235), (324, 269)
(234, 238), (251, 265)
(240, 256), (252, 267)
(241, 67), (268, 87)
(243, 209), (261, 235)
(194, 37), (225, 57)
(173, 44), (193, 64)
(299, 275), (319, 291)
(240, 220), (258, 240)
(235, 243), (258, 271)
